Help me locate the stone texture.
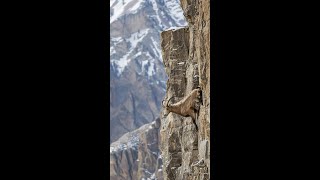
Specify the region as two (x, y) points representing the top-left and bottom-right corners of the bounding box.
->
(159, 0), (210, 179)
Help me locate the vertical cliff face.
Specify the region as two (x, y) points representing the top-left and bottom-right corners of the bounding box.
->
(159, 0), (210, 179)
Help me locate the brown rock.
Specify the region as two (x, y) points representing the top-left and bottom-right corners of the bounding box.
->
(159, 0), (210, 179)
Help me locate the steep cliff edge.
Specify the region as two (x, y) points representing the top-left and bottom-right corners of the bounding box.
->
(159, 0), (210, 179)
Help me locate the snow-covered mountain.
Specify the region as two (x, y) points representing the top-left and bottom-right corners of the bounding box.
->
(110, 0), (187, 143)
(110, 0), (187, 78)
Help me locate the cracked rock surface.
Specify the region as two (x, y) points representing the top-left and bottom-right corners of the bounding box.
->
(159, 0), (210, 179)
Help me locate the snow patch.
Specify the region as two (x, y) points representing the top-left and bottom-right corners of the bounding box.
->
(110, 133), (140, 153)
(129, 0), (145, 12)
(110, 0), (146, 24)
(110, 121), (159, 153)
(150, 37), (161, 59)
(150, 173), (156, 179)
(111, 36), (123, 42)
(150, 0), (163, 28)
(147, 61), (155, 77)
(111, 29), (150, 76)
(110, 47), (116, 55)
(164, 0), (188, 26)
(163, 26), (188, 32)
(127, 29), (150, 48)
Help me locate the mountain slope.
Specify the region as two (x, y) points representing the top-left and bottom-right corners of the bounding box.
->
(110, 118), (163, 180)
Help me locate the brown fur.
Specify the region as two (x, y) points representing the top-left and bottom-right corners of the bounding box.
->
(162, 87), (202, 125)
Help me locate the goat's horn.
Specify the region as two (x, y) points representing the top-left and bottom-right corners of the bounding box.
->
(161, 100), (165, 107)
(166, 96), (174, 107)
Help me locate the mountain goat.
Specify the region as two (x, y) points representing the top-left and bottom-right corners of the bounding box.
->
(162, 87), (202, 130)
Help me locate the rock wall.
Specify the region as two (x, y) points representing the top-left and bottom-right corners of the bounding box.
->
(159, 0), (210, 179)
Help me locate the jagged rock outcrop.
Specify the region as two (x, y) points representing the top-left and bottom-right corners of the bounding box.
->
(159, 0), (210, 179)
(110, 118), (164, 180)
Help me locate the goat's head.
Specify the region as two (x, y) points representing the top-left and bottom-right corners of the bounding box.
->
(161, 97), (174, 117)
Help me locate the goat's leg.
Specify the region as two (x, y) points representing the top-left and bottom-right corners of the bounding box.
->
(190, 110), (198, 131)
(194, 111), (198, 131)
(194, 92), (202, 111)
